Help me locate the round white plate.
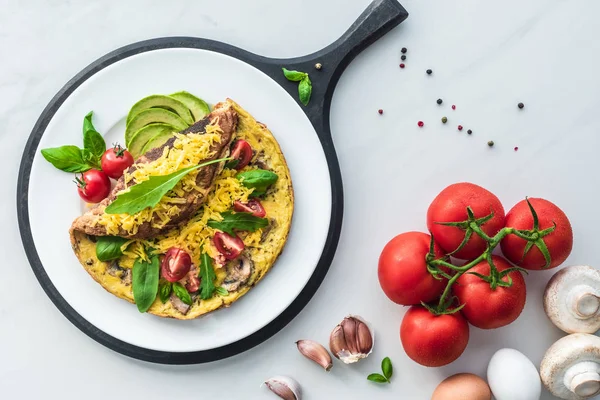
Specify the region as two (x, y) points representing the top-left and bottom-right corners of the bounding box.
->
(26, 47), (331, 354)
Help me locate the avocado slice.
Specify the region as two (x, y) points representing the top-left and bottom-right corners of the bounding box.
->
(126, 95), (194, 125)
(128, 123), (176, 159)
(169, 91), (210, 122)
(141, 130), (175, 154)
(125, 108), (188, 148)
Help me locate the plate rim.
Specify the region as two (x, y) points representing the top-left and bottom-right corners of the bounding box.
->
(17, 37), (344, 364)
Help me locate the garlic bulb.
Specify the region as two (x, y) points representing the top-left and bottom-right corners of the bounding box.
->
(296, 340), (333, 371)
(540, 333), (600, 399)
(329, 315), (374, 364)
(544, 265), (600, 334)
(263, 376), (301, 400)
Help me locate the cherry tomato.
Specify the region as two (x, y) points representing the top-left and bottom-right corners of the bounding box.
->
(213, 232), (244, 260)
(233, 199), (266, 218)
(76, 169), (111, 203)
(101, 145), (134, 179)
(427, 182), (506, 260)
(230, 140), (253, 170)
(501, 198), (573, 270)
(378, 232), (447, 305)
(453, 256), (526, 329)
(400, 305), (470, 367)
(161, 248), (192, 283)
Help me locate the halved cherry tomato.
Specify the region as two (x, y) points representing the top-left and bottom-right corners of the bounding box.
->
(161, 248), (192, 283)
(213, 232), (244, 260)
(101, 145), (134, 179)
(230, 140), (253, 170)
(233, 199), (266, 218)
(76, 169), (111, 203)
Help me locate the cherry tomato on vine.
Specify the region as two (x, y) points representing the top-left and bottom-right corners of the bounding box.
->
(101, 145), (134, 179)
(400, 305), (470, 367)
(230, 140), (253, 170)
(427, 182), (506, 260)
(75, 169), (111, 203)
(453, 255), (526, 329)
(378, 232), (447, 305)
(161, 247), (192, 283)
(501, 198), (573, 270)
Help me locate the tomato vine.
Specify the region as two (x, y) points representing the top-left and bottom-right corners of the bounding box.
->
(424, 198), (555, 315)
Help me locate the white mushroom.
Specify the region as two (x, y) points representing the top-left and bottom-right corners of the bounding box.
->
(540, 333), (600, 399)
(221, 256), (253, 292)
(544, 265), (600, 334)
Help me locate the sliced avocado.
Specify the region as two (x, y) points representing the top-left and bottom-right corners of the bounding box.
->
(169, 91), (211, 122)
(128, 123), (176, 158)
(141, 130), (174, 154)
(125, 108), (188, 147)
(126, 95), (194, 125)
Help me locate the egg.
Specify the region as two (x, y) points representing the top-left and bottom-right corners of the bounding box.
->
(487, 348), (541, 400)
(431, 373), (491, 400)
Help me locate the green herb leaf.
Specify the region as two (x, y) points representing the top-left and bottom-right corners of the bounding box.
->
(172, 282), (192, 305)
(236, 169), (278, 196)
(298, 75), (312, 106)
(381, 357), (393, 380)
(132, 255), (160, 313)
(215, 286), (229, 296)
(95, 236), (128, 261)
(207, 211), (268, 236)
(224, 159), (239, 169)
(367, 373), (388, 384)
(41, 145), (93, 173)
(282, 68), (307, 82)
(199, 252), (217, 300)
(105, 158), (229, 215)
(82, 111), (106, 163)
(159, 280), (172, 304)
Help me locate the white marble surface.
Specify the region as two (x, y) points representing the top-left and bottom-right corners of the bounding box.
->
(2, 0), (600, 399)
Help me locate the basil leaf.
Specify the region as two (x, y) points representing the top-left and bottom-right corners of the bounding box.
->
(298, 75), (312, 106)
(367, 373), (388, 384)
(215, 286), (229, 296)
(199, 252), (216, 300)
(172, 282), (192, 305)
(282, 68), (307, 82)
(105, 158), (229, 215)
(82, 111), (106, 162)
(41, 145), (93, 173)
(381, 357), (393, 380)
(132, 255), (160, 313)
(207, 211), (268, 236)
(159, 280), (172, 304)
(95, 236), (128, 261)
(236, 169), (278, 196)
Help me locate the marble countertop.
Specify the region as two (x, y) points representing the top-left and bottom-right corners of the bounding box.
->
(3, 0), (600, 399)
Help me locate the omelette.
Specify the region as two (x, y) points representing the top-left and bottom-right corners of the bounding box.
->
(69, 99), (294, 319)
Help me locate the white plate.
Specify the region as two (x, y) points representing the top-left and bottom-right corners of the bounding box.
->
(27, 48), (331, 353)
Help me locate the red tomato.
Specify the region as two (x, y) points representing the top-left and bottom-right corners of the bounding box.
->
(233, 199), (266, 218)
(213, 232), (244, 260)
(400, 305), (470, 367)
(161, 248), (192, 283)
(453, 256), (526, 329)
(378, 232), (447, 305)
(100, 145), (134, 179)
(230, 140), (253, 170)
(501, 198), (573, 270)
(76, 169), (111, 203)
(184, 272), (200, 293)
(427, 183), (506, 260)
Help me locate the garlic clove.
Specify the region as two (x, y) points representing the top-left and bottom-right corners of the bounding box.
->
(263, 376), (302, 400)
(329, 315), (374, 364)
(296, 340), (333, 371)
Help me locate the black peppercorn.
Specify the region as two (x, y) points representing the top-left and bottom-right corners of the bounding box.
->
(518, 102), (524, 109)
(467, 129), (472, 135)
(437, 99), (443, 105)
(426, 69), (433, 75)
(401, 55), (406, 61)
(401, 47), (407, 54)
(488, 140), (495, 147)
